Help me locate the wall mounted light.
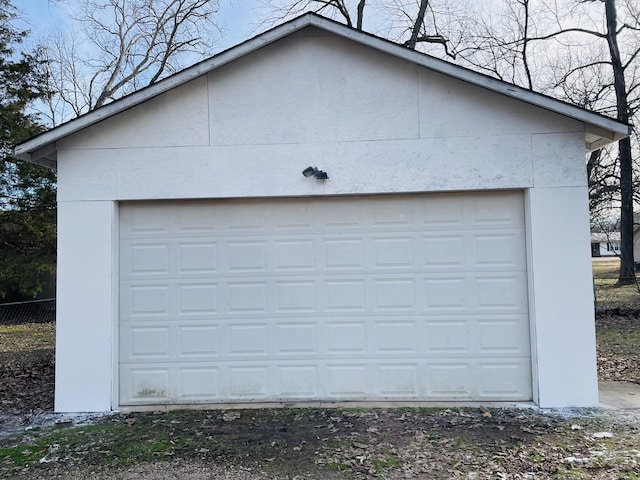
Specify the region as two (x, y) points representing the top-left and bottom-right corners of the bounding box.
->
(302, 166), (329, 180)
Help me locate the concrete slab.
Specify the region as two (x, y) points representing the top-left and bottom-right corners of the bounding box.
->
(599, 381), (640, 409)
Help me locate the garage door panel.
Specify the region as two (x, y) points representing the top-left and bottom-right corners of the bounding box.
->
(119, 358), (532, 405)
(476, 316), (531, 356)
(422, 272), (528, 314)
(326, 364), (369, 397)
(477, 360), (533, 399)
(275, 240), (316, 271)
(374, 278), (417, 311)
(222, 203), (268, 232)
(320, 201), (365, 229)
(177, 241), (218, 273)
(177, 282), (218, 315)
(126, 243), (170, 276)
(229, 366), (269, 398)
(120, 203), (172, 236)
(375, 320), (418, 354)
(423, 234), (466, 267)
(126, 326), (171, 360)
(178, 325), (220, 357)
(426, 362), (473, 397)
(119, 192), (532, 405)
(275, 281), (316, 312)
(373, 236), (414, 268)
(277, 365), (319, 397)
(322, 237), (366, 270)
(420, 197), (466, 228)
(475, 273), (529, 312)
(377, 364), (419, 397)
(276, 322), (318, 355)
(120, 316), (530, 366)
(121, 282), (171, 319)
(471, 194), (524, 228)
(473, 230), (527, 269)
(228, 323), (269, 356)
(179, 367), (220, 399)
(121, 366), (172, 403)
(227, 281), (269, 313)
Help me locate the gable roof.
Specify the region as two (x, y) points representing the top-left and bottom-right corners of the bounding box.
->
(15, 12), (630, 168)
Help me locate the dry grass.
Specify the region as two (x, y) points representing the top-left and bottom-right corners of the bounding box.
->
(0, 323), (55, 355)
(592, 258), (640, 385)
(592, 257), (640, 310)
(0, 323), (55, 373)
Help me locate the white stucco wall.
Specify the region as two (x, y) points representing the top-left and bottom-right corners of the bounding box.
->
(56, 201), (116, 412)
(53, 28), (597, 411)
(526, 187), (597, 408)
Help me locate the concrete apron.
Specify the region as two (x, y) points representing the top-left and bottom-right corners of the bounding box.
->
(599, 381), (640, 409)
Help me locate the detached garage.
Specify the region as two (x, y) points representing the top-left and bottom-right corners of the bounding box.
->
(15, 13), (629, 412)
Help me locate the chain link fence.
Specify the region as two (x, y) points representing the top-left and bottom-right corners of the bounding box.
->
(0, 298), (56, 325)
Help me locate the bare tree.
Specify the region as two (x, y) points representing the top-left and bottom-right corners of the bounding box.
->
(257, 0), (465, 57)
(257, 0), (365, 30)
(530, 0), (638, 284)
(44, 0), (221, 123)
(448, 0), (638, 284)
(603, 0), (635, 284)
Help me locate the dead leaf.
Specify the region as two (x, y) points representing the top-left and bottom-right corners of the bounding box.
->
(223, 411), (240, 422)
(125, 417), (136, 427)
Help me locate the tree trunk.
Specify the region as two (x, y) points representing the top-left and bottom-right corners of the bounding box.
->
(356, 0), (366, 30)
(406, 0), (430, 50)
(604, 0), (634, 284)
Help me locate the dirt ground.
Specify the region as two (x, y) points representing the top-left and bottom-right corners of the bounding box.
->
(1, 405), (638, 480)
(2, 406), (640, 479)
(0, 350), (54, 415)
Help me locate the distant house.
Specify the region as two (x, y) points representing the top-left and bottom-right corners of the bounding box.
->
(14, 14), (630, 412)
(591, 232), (621, 257)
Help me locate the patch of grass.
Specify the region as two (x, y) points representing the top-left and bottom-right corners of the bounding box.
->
(0, 415), (234, 475)
(0, 409), (351, 478)
(596, 314), (640, 383)
(371, 450), (401, 473)
(592, 258), (640, 310)
(597, 320), (640, 356)
(0, 323), (55, 355)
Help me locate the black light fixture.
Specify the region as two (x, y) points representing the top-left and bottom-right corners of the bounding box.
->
(302, 166), (329, 180)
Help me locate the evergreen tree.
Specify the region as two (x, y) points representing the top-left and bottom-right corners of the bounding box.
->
(0, 0), (56, 300)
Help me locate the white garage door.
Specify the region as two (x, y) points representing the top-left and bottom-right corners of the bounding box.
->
(119, 192), (531, 405)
